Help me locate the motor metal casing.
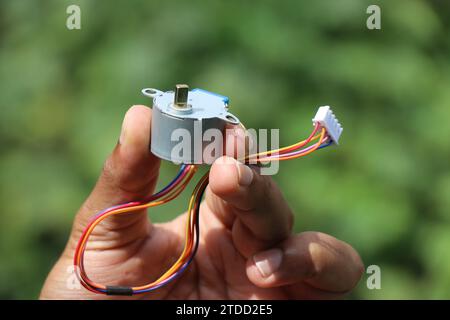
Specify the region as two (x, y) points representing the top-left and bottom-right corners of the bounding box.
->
(142, 87), (240, 164)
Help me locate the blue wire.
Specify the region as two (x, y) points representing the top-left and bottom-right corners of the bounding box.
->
(150, 164), (187, 199)
(318, 141), (333, 149)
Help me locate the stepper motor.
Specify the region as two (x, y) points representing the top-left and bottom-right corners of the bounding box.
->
(142, 84), (240, 164)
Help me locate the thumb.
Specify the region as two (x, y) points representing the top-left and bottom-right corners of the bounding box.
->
(71, 105), (161, 246)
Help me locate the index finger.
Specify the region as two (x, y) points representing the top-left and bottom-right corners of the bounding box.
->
(206, 156), (294, 258)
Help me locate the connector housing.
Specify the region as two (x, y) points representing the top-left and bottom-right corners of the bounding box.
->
(312, 106), (343, 144)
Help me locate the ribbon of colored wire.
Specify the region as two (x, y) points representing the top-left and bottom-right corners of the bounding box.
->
(74, 164), (198, 294)
(74, 123), (331, 295)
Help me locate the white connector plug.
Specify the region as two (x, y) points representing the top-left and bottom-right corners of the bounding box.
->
(312, 106), (343, 144)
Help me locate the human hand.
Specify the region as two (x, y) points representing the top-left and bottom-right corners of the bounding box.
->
(40, 105), (363, 299)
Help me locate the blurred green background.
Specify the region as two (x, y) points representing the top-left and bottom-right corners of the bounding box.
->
(1, 0), (449, 299)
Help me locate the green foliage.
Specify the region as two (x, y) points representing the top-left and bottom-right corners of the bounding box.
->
(0, 0), (449, 299)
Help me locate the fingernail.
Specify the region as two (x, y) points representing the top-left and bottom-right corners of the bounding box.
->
(237, 162), (253, 186)
(253, 248), (283, 278)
